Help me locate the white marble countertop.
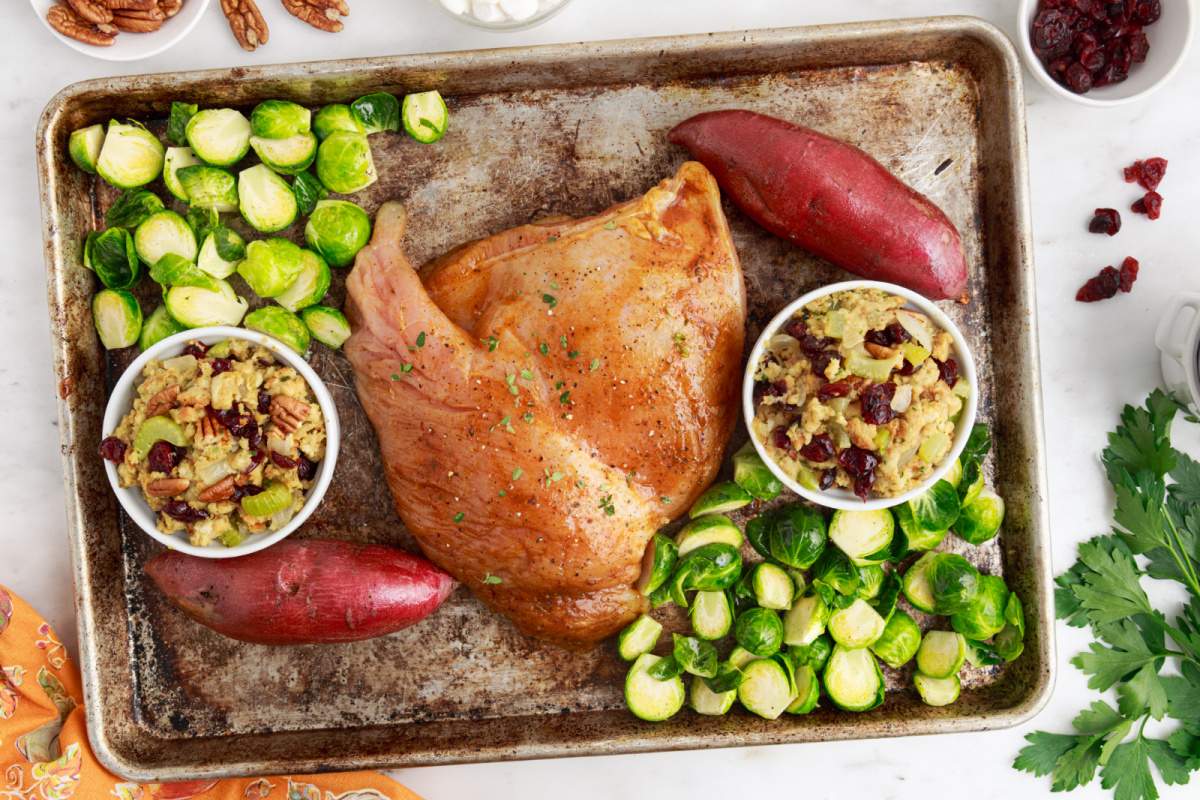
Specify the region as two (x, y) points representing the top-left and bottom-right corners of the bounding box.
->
(2, 0), (1197, 797)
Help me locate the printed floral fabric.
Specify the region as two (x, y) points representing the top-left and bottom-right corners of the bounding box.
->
(0, 584), (421, 800)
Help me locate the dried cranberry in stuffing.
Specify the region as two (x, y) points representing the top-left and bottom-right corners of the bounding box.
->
(895, 359), (917, 377)
(1088, 208), (1122, 235)
(754, 380), (787, 404)
(213, 406), (262, 448)
(784, 320), (807, 341)
(182, 342), (208, 359)
(1076, 265), (1122, 302)
(934, 358), (960, 388)
(162, 500), (208, 523)
(297, 456), (318, 482)
(246, 449), (266, 473)
(270, 451), (298, 470)
(1131, 191), (1163, 220)
(1124, 157), (1168, 191)
(147, 440), (185, 474)
(819, 469), (837, 491)
(860, 383), (898, 425)
(799, 433), (835, 463)
(865, 323), (911, 348)
(98, 436), (127, 463)
(210, 358), (233, 376)
(818, 378), (855, 402)
(771, 425), (792, 452)
(837, 447), (879, 501)
(232, 483), (265, 502)
(1118, 256), (1140, 292)
(257, 389), (272, 415)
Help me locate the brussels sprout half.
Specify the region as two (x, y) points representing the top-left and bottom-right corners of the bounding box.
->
(732, 440), (783, 500)
(829, 507), (895, 565)
(251, 133), (318, 176)
(747, 502), (827, 570)
(150, 253), (220, 291)
(86, 227), (138, 290)
(827, 597), (886, 648)
(138, 304), (186, 351)
(954, 488), (1006, 545)
(238, 164), (299, 234)
(914, 672), (961, 707)
(811, 547), (861, 598)
(185, 108), (252, 167)
(401, 90), (449, 143)
(250, 99), (312, 139)
(870, 609), (921, 669)
(134, 210), (197, 267)
(304, 199), (372, 268)
(197, 228), (247, 279)
(178, 165), (239, 213)
(351, 91), (400, 134)
(617, 614), (661, 662)
(244, 306), (311, 354)
(676, 543), (742, 593)
(97, 121), (164, 189)
(904, 480), (961, 537)
(301, 305), (351, 350)
(893, 502), (948, 553)
(752, 562), (795, 610)
(690, 590), (733, 640)
(951, 573), (1009, 641)
(624, 654), (685, 722)
(737, 658), (792, 720)
(105, 189), (165, 229)
(69, 124), (105, 174)
(824, 645), (885, 712)
(239, 238), (306, 299)
(690, 673), (736, 716)
(789, 633), (832, 671)
(928, 553), (981, 615)
(673, 634), (719, 678)
(782, 593), (828, 647)
(316, 132), (377, 194)
(292, 171), (329, 216)
(675, 515), (742, 557)
(688, 481), (751, 518)
(275, 249), (331, 312)
(163, 146), (202, 202)
(92, 289), (142, 350)
(635, 533), (677, 596)
(916, 630), (967, 679)
(312, 103), (365, 140)
(165, 279), (248, 328)
(166, 101), (198, 147)
(901, 552), (938, 613)
(994, 592), (1026, 662)
(734, 607), (784, 657)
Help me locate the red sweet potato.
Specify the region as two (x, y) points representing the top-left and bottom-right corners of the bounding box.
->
(145, 539), (456, 645)
(669, 110), (968, 301)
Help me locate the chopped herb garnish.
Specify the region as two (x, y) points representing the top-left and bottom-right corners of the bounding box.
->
(495, 415), (514, 433)
(482, 573), (502, 585)
(512, 467), (524, 480)
(453, 511), (465, 524)
(559, 390), (571, 405)
(554, 380), (565, 390)
(498, 490), (507, 497)
(483, 335), (500, 352)
(575, 478), (587, 489)
(520, 369), (534, 381)
(660, 496), (672, 504)
(599, 495), (615, 516)
(400, 363), (414, 373)
(522, 412), (535, 423)
(568, 350), (580, 360)
(542, 293), (557, 308)
(550, 280), (560, 290)
(673, 331), (689, 357)
(539, 342), (549, 356)
(547, 235), (559, 242)
(589, 358), (601, 371)
(560, 335), (568, 349)
(390, 373), (401, 381)
(604, 220), (617, 230)
(416, 331), (426, 348)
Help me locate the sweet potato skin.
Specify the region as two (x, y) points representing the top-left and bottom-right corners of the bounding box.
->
(668, 110), (968, 301)
(146, 539), (456, 645)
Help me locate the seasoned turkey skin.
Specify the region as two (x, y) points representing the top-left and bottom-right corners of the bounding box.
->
(345, 162), (745, 645)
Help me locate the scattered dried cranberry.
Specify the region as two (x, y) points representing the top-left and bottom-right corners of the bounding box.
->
(1118, 256), (1140, 292)
(257, 389), (272, 415)
(1124, 157), (1168, 191)
(817, 378), (855, 402)
(270, 451), (298, 470)
(213, 406), (261, 447)
(1131, 190), (1163, 220)
(182, 342), (208, 359)
(162, 500), (208, 523)
(297, 456), (318, 482)
(210, 358), (233, 376)
(837, 447), (880, 501)
(246, 449), (266, 473)
(1088, 208), (1122, 235)
(894, 359), (917, 377)
(1076, 265), (1122, 302)
(771, 425), (792, 452)
(146, 440), (186, 474)
(799, 433), (835, 463)
(98, 436), (127, 463)
(819, 469), (837, 491)
(232, 483), (264, 502)
(860, 383), (898, 425)
(934, 358), (960, 388)
(865, 323), (911, 348)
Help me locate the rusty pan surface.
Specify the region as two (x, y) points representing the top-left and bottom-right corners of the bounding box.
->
(35, 16), (1052, 781)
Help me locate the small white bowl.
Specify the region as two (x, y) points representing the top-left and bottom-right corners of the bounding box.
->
(742, 280), (979, 512)
(102, 326), (340, 559)
(1017, 0), (1194, 106)
(30, 0), (210, 62)
(431, 0), (573, 31)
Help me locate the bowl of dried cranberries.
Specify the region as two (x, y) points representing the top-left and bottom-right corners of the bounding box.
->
(1019, 0), (1193, 105)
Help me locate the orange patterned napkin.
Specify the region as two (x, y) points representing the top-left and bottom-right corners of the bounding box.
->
(0, 584), (422, 800)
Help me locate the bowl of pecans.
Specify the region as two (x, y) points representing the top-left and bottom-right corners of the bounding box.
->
(33, 0), (210, 61)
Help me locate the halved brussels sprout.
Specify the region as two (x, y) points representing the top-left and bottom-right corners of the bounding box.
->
(275, 249), (331, 312)
(737, 658), (792, 720)
(250, 99), (312, 139)
(312, 103), (365, 140)
(105, 189), (165, 229)
(624, 653), (685, 722)
(904, 480), (960, 537)
(893, 502), (948, 552)
(734, 607), (784, 657)
(186, 205), (219, 242)
(92, 289), (142, 349)
(870, 571), (902, 622)
(291, 171), (329, 216)
(746, 502), (827, 570)
(86, 227), (138, 290)
(238, 164), (299, 233)
(782, 593), (829, 647)
(829, 507), (895, 565)
(855, 564), (886, 601)
(97, 121), (164, 189)
(197, 227), (246, 279)
(69, 124), (105, 174)
(688, 481), (752, 518)
(824, 645), (885, 712)
(185, 108), (252, 166)
(134, 210), (197, 266)
(138, 304), (186, 351)
(951, 573), (1008, 641)
(915, 630), (966, 679)
(901, 551), (938, 613)
(994, 592), (1026, 662)
(163, 146), (202, 202)
(785, 663), (820, 715)
(690, 589), (733, 640)
(789, 633), (832, 671)
(827, 597), (886, 648)
(635, 533), (677, 596)
(954, 488), (1005, 545)
(304, 199), (372, 268)
(675, 514), (742, 557)
(690, 673), (736, 716)
(731, 440), (782, 500)
(150, 253), (220, 290)
(914, 671), (961, 706)
(251, 133), (318, 175)
(316, 132), (377, 194)
(166, 101), (198, 147)
(673, 634), (718, 679)
(178, 165), (239, 213)
(928, 553), (981, 615)
(752, 562), (795, 610)
(870, 609), (921, 668)
(401, 90), (449, 143)
(959, 462), (985, 506)
(675, 542), (742, 593)
(811, 547), (861, 597)
(617, 614), (661, 661)
(165, 279), (248, 327)
(301, 305), (351, 350)
(244, 306), (310, 354)
(350, 91), (400, 134)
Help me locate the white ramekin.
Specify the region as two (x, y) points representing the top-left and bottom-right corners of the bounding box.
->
(101, 326), (340, 559)
(742, 280), (979, 512)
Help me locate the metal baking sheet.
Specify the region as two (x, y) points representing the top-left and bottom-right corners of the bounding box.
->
(36, 16), (1052, 782)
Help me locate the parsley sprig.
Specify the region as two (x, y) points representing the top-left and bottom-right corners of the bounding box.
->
(1015, 391), (1200, 800)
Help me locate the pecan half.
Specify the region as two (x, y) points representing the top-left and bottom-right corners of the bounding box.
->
(281, 0), (348, 33)
(113, 11), (164, 31)
(197, 475), (237, 502)
(221, 0), (268, 50)
(158, 0), (183, 16)
(47, 4), (117, 45)
(147, 477), (189, 497)
(145, 384), (180, 418)
(864, 342), (897, 360)
(105, 0), (156, 9)
(198, 412), (222, 440)
(68, 0), (114, 24)
(270, 395), (310, 434)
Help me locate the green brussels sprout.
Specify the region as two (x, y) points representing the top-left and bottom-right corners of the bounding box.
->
(251, 133), (318, 175)
(965, 639), (1004, 668)
(869, 609), (921, 668)
(690, 672), (736, 716)
(944, 457), (963, 488)
(312, 103), (365, 140)
(746, 502), (828, 570)
(703, 660), (745, 694)
(914, 672), (960, 707)
(928, 553), (981, 615)
(958, 460), (985, 506)
(893, 502), (948, 552)
(162, 146), (202, 202)
(238, 238), (306, 298)
(994, 592), (1025, 662)
(752, 562), (795, 610)
(250, 100), (312, 139)
(824, 645), (885, 712)
(782, 593), (829, 647)
(134, 210), (197, 266)
(828, 597), (886, 648)
(96, 121), (164, 189)
(676, 515), (742, 557)
(165, 279), (248, 328)
(69, 124), (104, 174)
(672, 634), (718, 678)
(647, 655), (684, 681)
(244, 306), (310, 354)
(86, 227), (138, 290)
(92, 289), (142, 349)
(616, 614), (661, 661)
(855, 564), (886, 600)
(905, 479), (961, 535)
(737, 658), (793, 720)
(951, 574), (1008, 640)
(734, 607), (784, 657)
(811, 547), (861, 597)
(105, 189), (165, 229)
(624, 653), (685, 722)
(635, 533), (677, 596)
(916, 630), (966, 679)
(316, 132), (377, 194)
(676, 542), (743, 592)
(732, 440), (782, 500)
(166, 101), (198, 147)
(186, 205), (220, 241)
(185, 108), (252, 166)
(350, 91), (401, 134)
(304, 199), (372, 268)
(275, 249), (331, 312)
(150, 253), (219, 290)
(954, 488), (1005, 545)
(688, 481), (752, 518)
(901, 551), (938, 613)
(647, 582), (672, 609)
(870, 571), (902, 623)
(788, 633), (832, 671)
(291, 171), (329, 216)
(690, 589), (732, 640)
(197, 227), (246, 279)
(177, 165), (239, 213)
(138, 304), (186, 350)
(401, 90), (449, 143)
(829, 507), (895, 565)
(238, 164), (299, 233)
(785, 663), (820, 715)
